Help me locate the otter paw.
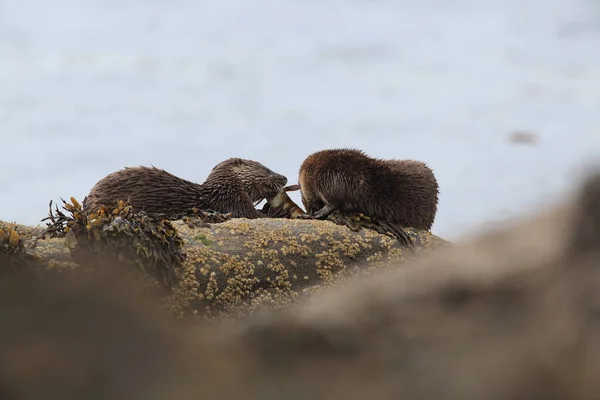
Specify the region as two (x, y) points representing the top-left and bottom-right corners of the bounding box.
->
(298, 213), (316, 220)
(312, 203), (337, 219)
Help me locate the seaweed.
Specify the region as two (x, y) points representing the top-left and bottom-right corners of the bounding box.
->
(0, 224), (25, 273)
(0, 224), (24, 255)
(0, 223), (44, 277)
(42, 197), (187, 287)
(169, 208), (232, 229)
(326, 211), (415, 251)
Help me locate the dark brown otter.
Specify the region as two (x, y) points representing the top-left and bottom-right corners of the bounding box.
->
(82, 158), (288, 219)
(298, 148), (439, 230)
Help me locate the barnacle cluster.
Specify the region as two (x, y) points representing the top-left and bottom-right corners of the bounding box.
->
(42, 197), (186, 287)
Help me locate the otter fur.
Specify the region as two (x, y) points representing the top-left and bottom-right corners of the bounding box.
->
(82, 158), (288, 219)
(298, 148), (439, 230)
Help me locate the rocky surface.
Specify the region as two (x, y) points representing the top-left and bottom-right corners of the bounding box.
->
(0, 213), (448, 318)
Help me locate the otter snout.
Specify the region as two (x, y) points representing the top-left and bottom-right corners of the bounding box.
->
(260, 173), (288, 200)
(270, 173), (287, 191)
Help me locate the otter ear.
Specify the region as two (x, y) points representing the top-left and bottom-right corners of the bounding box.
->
(566, 169), (600, 260)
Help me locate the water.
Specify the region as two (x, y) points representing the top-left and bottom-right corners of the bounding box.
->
(1, 0), (599, 241)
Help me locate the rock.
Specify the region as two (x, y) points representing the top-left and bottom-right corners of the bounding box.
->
(0, 207), (448, 318)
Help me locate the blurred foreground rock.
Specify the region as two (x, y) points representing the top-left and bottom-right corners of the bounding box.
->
(2, 170), (600, 399)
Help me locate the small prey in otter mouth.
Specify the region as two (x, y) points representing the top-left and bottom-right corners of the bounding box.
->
(261, 184), (305, 219)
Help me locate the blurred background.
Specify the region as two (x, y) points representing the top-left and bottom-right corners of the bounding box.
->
(0, 0), (598, 241)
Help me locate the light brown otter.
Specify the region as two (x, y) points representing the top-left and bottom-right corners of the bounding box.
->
(82, 158), (288, 219)
(298, 148), (439, 230)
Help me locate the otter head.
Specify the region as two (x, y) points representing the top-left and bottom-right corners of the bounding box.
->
(208, 158), (288, 203)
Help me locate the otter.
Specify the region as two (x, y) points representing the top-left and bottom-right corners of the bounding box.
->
(82, 158), (288, 219)
(298, 148), (439, 230)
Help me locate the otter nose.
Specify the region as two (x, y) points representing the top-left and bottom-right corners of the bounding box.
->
(273, 173), (287, 185)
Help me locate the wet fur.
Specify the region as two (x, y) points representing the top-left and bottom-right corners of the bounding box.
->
(82, 158), (287, 219)
(298, 148), (439, 230)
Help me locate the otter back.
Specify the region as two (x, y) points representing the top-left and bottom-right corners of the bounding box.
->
(83, 160), (288, 219)
(298, 148), (439, 230)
